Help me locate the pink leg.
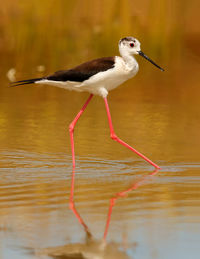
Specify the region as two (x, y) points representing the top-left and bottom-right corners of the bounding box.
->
(104, 97), (161, 169)
(69, 94), (93, 168)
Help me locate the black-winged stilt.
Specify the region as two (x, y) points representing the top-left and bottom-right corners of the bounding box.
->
(11, 36), (164, 169)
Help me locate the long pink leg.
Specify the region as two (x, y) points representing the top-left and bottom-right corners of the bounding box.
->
(69, 94), (93, 168)
(104, 97), (161, 169)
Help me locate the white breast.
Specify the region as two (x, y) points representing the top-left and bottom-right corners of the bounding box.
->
(81, 56), (139, 97)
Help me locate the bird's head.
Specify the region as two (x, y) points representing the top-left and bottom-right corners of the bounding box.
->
(119, 37), (164, 71)
(119, 37), (141, 55)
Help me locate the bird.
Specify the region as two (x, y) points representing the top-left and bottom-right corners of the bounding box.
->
(11, 36), (164, 169)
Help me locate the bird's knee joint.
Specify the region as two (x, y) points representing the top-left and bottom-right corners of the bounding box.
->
(69, 123), (74, 132)
(111, 133), (118, 141)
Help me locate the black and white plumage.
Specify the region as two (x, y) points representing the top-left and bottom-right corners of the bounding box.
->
(11, 37), (164, 98)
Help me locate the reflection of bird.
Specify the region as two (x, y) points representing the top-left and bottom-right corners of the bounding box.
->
(34, 169), (159, 259)
(11, 37), (164, 169)
(36, 239), (131, 259)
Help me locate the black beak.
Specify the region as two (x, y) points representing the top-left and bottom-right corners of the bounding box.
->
(138, 51), (164, 71)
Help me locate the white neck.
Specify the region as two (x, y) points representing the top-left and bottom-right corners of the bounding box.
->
(119, 47), (138, 70)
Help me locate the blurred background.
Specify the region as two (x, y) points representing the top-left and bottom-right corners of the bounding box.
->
(0, 0), (200, 259)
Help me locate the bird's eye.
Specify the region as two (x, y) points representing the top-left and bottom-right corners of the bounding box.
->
(130, 43), (134, 47)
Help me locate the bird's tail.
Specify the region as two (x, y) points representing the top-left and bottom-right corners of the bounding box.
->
(10, 77), (44, 87)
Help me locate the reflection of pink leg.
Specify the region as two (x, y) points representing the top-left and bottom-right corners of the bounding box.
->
(69, 94), (93, 168)
(104, 97), (161, 169)
(103, 169), (159, 240)
(69, 168), (91, 236)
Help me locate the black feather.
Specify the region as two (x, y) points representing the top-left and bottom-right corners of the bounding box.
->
(10, 77), (43, 87)
(47, 57), (115, 82)
(10, 56), (115, 86)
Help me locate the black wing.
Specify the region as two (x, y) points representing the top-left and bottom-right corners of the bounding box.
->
(47, 57), (115, 82)
(10, 57), (115, 86)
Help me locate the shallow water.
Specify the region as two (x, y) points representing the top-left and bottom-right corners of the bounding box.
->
(0, 149), (200, 259)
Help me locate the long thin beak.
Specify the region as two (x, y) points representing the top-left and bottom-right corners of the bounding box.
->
(138, 51), (164, 71)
